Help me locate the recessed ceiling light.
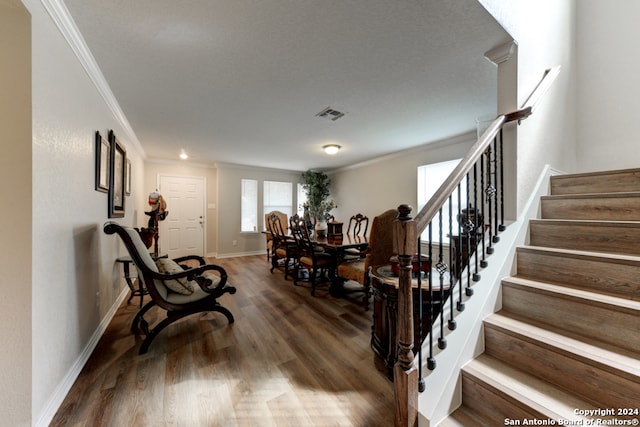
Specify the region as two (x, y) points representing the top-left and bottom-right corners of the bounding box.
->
(323, 144), (341, 155)
(179, 150), (188, 160)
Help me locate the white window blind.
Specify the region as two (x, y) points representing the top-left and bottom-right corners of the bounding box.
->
(264, 180), (292, 217)
(241, 179), (258, 232)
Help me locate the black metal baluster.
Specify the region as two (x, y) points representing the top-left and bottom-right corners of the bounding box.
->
(417, 236), (425, 392)
(492, 137), (500, 243)
(427, 222), (436, 370)
(464, 172), (474, 297)
(472, 161), (481, 282)
(438, 203), (447, 351)
(480, 152), (488, 268)
(447, 199), (456, 331)
(486, 143), (495, 255)
(498, 128), (506, 232)
(455, 187), (464, 312)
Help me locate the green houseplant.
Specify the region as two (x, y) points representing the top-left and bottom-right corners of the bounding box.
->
(301, 170), (337, 235)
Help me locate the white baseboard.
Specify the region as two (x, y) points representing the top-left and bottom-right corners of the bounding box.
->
(34, 287), (129, 427)
(215, 250), (266, 259)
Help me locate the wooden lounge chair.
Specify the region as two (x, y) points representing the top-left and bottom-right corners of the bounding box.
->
(104, 222), (237, 354)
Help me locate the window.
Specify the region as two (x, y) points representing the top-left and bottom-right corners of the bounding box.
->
(241, 179), (258, 232)
(263, 181), (293, 227)
(417, 159), (467, 242)
(297, 183), (307, 216)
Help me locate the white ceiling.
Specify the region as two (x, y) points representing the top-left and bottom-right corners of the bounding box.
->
(63, 0), (510, 171)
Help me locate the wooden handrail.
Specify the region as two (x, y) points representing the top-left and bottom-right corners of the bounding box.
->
(414, 114), (506, 234)
(394, 66), (560, 427)
(413, 65), (559, 237)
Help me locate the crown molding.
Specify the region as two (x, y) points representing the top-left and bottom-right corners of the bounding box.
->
(330, 130), (477, 173)
(40, 0), (146, 159)
(484, 40), (517, 65)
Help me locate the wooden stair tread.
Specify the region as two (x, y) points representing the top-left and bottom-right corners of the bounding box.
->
(517, 245), (640, 264)
(530, 218), (640, 226)
(551, 167), (640, 181)
(550, 168), (640, 195)
(485, 312), (640, 379)
(541, 191), (640, 200)
(503, 275), (640, 313)
(463, 354), (595, 422)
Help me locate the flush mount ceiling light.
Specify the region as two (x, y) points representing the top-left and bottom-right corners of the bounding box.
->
(323, 144), (341, 155)
(179, 150), (188, 160)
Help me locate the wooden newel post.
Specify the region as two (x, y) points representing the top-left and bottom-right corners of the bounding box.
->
(393, 204), (419, 427)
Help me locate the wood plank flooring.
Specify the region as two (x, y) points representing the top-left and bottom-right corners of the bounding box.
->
(51, 255), (394, 426)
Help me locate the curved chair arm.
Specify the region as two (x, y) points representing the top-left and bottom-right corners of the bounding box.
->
(147, 263), (230, 294)
(187, 264), (233, 294)
(173, 255), (207, 266)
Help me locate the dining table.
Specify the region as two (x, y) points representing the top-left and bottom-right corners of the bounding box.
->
(312, 233), (369, 296)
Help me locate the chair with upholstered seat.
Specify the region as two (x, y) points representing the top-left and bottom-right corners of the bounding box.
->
(265, 210), (288, 262)
(291, 216), (336, 296)
(268, 211), (298, 279)
(335, 209), (396, 310)
(104, 222), (237, 354)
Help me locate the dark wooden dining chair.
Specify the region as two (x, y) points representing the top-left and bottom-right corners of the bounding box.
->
(290, 216), (336, 296)
(267, 211), (298, 279)
(347, 213), (369, 236)
(343, 213), (370, 260)
(264, 210), (287, 262)
(103, 222), (237, 354)
(336, 209), (396, 310)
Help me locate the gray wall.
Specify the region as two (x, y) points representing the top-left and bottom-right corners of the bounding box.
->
(216, 164), (304, 257)
(1, 2), (32, 425)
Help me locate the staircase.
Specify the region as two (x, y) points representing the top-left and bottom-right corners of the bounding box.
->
(439, 168), (640, 426)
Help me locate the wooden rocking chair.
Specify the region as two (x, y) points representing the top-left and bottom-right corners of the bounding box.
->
(104, 222), (237, 354)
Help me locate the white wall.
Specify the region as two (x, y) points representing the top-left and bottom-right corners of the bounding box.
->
(479, 0), (578, 216)
(575, 0), (640, 172)
(24, 0), (146, 424)
(0, 2), (32, 425)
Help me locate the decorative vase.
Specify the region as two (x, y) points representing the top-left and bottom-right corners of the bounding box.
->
(314, 219), (328, 238)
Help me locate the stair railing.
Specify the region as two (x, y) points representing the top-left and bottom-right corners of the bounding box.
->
(392, 66), (560, 427)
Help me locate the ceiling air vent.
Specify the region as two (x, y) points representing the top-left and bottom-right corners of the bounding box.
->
(316, 107), (346, 122)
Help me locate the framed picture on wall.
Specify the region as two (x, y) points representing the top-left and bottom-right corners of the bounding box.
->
(125, 158), (132, 196)
(94, 131), (110, 193)
(108, 130), (126, 218)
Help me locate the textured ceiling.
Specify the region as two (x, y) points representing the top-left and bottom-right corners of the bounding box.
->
(64, 0), (510, 171)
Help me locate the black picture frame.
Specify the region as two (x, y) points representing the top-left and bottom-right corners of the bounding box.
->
(125, 158), (132, 196)
(95, 131), (110, 193)
(108, 130), (126, 218)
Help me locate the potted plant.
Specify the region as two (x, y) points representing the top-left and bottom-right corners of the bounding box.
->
(301, 170), (337, 237)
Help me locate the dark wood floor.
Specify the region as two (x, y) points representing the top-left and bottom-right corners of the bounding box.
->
(51, 255), (394, 426)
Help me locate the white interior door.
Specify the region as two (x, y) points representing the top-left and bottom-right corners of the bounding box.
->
(158, 175), (205, 259)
